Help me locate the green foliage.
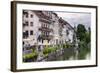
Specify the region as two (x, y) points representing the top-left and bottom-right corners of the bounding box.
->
(43, 45), (63, 57)
(62, 42), (72, 49)
(62, 44), (66, 48)
(76, 24), (87, 41)
(23, 51), (38, 59)
(43, 46), (57, 56)
(76, 24), (91, 59)
(43, 47), (52, 55)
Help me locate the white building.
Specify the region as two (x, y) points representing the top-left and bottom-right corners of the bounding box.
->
(51, 12), (60, 45)
(22, 10), (74, 50)
(59, 18), (74, 44)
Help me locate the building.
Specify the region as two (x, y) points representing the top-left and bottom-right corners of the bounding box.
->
(22, 10), (74, 51)
(59, 18), (74, 43)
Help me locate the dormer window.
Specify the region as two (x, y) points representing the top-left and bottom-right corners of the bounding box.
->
(23, 10), (28, 18)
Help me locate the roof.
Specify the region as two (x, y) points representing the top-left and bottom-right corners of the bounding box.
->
(30, 10), (74, 30)
(33, 11), (52, 20)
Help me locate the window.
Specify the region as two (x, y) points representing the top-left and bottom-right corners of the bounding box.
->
(23, 10), (28, 18)
(26, 31), (28, 35)
(25, 21), (28, 26)
(66, 30), (69, 35)
(23, 21), (28, 27)
(25, 12), (28, 18)
(30, 14), (33, 18)
(30, 30), (33, 35)
(23, 42), (24, 45)
(23, 30), (29, 38)
(26, 14), (28, 18)
(30, 22), (33, 26)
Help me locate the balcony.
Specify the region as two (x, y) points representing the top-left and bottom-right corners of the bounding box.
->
(39, 27), (53, 32)
(39, 34), (53, 40)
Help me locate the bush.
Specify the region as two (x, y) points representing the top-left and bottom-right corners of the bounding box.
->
(43, 47), (52, 55)
(62, 42), (71, 49)
(23, 51), (38, 60)
(43, 46), (58, 57)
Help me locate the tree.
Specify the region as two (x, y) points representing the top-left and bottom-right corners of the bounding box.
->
(76, 24), (91, 59)
(76, 24), (87, 41)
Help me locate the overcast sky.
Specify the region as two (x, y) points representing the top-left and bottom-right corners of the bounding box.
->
(55, 11), (91, 30)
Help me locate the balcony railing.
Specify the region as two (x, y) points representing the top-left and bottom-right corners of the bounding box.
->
(38, 34), (53, 40)
(39, 27), (53, 32)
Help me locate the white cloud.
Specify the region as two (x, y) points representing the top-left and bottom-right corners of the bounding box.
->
(55, 11), (91, 29)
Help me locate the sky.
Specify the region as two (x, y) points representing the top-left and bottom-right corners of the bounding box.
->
(55, 11), (91, 30)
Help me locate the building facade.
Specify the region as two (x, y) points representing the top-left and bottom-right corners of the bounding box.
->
(23, 10), (74, 51)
